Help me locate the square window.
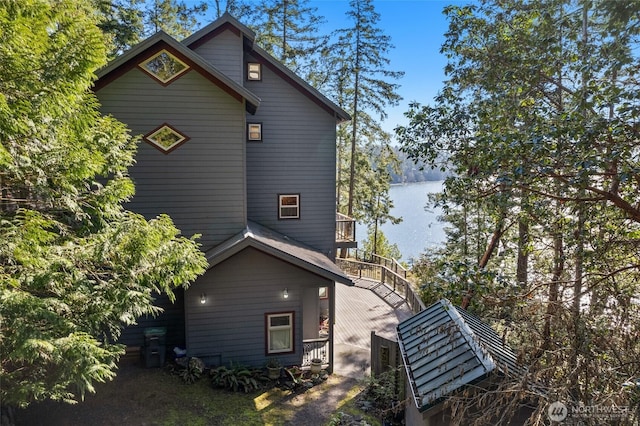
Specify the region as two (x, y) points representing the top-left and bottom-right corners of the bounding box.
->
(319, 287), (328, 299)
(247, 123), (262, 141)
(247, 62), (262, 81)
(266, 312), (294, 354)
(279, 194), (300, 219)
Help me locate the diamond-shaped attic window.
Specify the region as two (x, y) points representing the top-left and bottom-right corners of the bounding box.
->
(139, 49), (190, 84)
(145, 124), (189, 153)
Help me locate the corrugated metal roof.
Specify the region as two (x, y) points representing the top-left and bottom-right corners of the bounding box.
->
(397, 299), (521, 412)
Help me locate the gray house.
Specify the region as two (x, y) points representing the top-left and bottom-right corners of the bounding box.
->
(94, 14), (355, 370)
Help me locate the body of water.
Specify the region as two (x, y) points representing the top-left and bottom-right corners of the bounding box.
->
(359, 181), (446, 262)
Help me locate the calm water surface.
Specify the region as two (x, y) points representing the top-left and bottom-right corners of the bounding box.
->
(359, 181), (446, 262)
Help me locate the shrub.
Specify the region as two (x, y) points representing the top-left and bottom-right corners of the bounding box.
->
(210, 362), (263, 393)
(178, 357), (205, 384)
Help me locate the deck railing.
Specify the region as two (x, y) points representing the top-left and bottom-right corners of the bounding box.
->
(336, 212), (356, 243)
(336, 257), (426, 315)
(302, 337), (329, 366)
(348, 249), (409, 279)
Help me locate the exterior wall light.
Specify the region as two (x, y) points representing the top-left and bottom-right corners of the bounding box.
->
(283, 288), (289, 299)
(200, 293), (207, 304)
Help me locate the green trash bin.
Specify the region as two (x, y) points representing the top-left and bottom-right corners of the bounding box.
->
(143, 327), (166, 368)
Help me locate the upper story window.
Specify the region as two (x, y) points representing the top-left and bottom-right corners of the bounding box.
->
(247, 62), (262, 81)
(266, 312), (294, 354)
(139, 49), (190, 85)
(279, 194), (300, 219)
(247, 123), (262, 141)
(144, 123), (189, 153)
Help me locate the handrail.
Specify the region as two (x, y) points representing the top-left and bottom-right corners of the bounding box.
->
(336, 212), (356, 242)
(336, 258), (425, 315)
(348, 249), (409, 279)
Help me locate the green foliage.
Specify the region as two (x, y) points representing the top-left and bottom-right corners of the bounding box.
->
(331, 0), (404, 220)
(142, 0), (207, 40)
(399, 0), (640, 421)
(95, 0), (209, 56)
(209, 363), (263, 393)
(361, 229), (400, 261)
(265, 357), (281, 369)
(0, 0), (207, 408)
(177, 357), (206, 384)
(247, 0), (328, 80)
(359, 369), (403, 424)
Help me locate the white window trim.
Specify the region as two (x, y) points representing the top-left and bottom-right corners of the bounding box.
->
(266, 312), (294, 354)
(139, 49), (190, 85)
(278, 194), (300, 219)
(247, 62), (262, 81)
(247, 123), (262, 141)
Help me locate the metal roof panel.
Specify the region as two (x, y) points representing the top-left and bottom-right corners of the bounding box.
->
(397, 299), (521, 412)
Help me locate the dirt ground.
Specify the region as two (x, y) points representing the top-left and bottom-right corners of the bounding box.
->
(11, 356), (366, 426)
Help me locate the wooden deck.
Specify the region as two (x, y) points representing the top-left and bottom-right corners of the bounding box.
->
(333, 278), (414, 378)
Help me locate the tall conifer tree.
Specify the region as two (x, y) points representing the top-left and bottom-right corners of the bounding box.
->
(332, 0), (403, 225)
(0, 0), (207, 407)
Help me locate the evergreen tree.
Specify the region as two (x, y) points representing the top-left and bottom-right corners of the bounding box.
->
(94, 0), (144, 58)
(143, 0), (208, 39)
(398, 0), (640, 423)
(358, 138), (402, 257)
(209, 0), (253, 20)
(0, 1), (207, 407)
(248, 0), (328, 80)
(96, 0), (208, 57)
(332, 0), (403, 218)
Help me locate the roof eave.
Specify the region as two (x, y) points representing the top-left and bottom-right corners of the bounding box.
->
(205, 226), (353, 286)
(94, 31), (260, 111)
(249, 44), (351, 123)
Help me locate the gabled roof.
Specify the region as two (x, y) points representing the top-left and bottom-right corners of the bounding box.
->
(397, 299), (522, 412)
(205, 221), (353, 286)
(94, 30), (260, 113)
(250, 44), (351, 123)
(184, 13), (351, 124)
(183, 12), (256, 48)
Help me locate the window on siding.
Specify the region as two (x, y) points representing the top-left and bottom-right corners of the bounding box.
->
(279, 194), (300, 219)
(247, 62), (262, 81)
(144, 123), (189, 153)
(266, 312), (293, 354)
(139, 49), (190, 84)
(319, 287), (328, 299)
(247, 123), (262, 141)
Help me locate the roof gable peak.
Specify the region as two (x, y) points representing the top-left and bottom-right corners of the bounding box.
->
(182, 12), (256, 50)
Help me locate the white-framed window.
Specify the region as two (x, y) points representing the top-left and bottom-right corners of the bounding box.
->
(319, 287), (328, 299)
(139, 49), (190, 85)
(144, 123), (189, 153)
(247, 123), (262, 141)
(266, 312), (294, 354)
(247, 62), (262, 81)
(278, 194), (300, 219)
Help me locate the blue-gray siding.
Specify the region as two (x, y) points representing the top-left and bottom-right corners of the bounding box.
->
(185, 247), (331, 367)
(96, 68), (247, 250)
(192, 28), (244, 84)
(244, 54), (338, 258)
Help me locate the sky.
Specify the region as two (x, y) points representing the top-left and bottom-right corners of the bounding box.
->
(307, 0), (456, 135)
(192, 0), (468, 137)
